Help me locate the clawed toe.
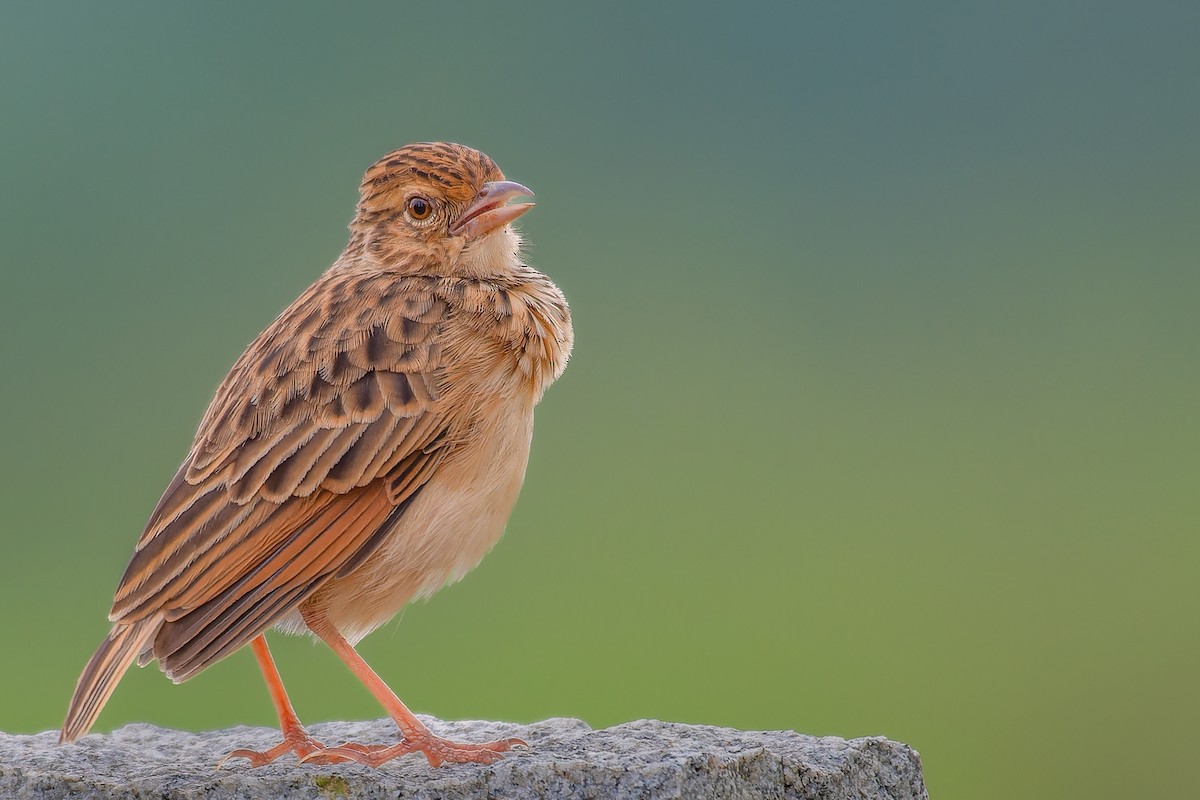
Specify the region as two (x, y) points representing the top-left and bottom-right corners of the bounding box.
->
(219, 748), (276, 769)
(219, 724), (528, 769)
(322, 742), (391, 754)
(312, 734), (528, 768)
(221, 731), (356, 767)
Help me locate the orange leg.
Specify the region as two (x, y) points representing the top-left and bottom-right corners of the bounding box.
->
(301, 607), (527, 767)
(222, 635), (362, 766)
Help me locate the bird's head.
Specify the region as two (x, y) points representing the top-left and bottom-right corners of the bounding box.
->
(350, 142), (534, 276)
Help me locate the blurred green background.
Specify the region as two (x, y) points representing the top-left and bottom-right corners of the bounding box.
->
(1, 2), (1197, 797)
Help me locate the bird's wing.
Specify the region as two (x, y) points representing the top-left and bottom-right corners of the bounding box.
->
(108, 271), (455, 680)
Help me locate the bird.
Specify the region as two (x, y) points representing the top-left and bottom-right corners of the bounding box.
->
(58, 142), (573, 768)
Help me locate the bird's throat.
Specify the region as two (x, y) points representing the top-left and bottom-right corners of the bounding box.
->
(458, 226), (524, 279)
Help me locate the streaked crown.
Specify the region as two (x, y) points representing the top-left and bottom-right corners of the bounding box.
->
(356, 142), (504, 223)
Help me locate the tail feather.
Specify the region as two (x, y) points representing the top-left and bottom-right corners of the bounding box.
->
(60, 619), (159, 744)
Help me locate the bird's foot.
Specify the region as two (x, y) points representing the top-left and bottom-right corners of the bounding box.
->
(322, 733), (528, 768)
(221, 728), (376, 767)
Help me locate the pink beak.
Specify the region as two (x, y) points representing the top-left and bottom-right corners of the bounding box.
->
(450, 181), (535, 238)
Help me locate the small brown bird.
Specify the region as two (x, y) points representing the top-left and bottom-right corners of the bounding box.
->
(59, 142), (573, 767)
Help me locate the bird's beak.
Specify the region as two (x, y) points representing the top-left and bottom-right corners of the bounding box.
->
(450, 181), (535, 238)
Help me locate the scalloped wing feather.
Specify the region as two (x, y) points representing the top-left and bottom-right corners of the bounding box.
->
(110, 273), (451, 637)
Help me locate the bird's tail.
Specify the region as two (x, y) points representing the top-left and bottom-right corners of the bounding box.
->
(60, 618), (159, 744)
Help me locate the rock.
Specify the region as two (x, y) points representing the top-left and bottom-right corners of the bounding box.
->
(0, 717), (927, 799)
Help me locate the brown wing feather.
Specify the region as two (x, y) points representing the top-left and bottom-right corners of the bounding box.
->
(154, 479), (398, 681)
(108, 272), (453, 669)
(152, 440), (449, 682)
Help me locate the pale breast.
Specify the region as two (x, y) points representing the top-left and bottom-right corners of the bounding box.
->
(277, 402), (534, 644)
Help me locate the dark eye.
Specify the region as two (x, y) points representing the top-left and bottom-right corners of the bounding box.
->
(407, 196), (433, 220)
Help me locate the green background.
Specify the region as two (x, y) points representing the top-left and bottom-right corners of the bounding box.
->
(2, 3), (1196, 797)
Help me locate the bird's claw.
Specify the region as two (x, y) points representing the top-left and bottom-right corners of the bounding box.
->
(220, 730), (359, 767)
(318, 734), (528, 768)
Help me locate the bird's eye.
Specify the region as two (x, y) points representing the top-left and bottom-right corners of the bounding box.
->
(406, 196), (433, 221)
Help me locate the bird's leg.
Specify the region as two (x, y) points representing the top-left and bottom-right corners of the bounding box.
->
(301, 607), (527, 768)
(222, 635), (358, 767)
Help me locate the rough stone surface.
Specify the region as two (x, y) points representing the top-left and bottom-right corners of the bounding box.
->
(0, 717), (927, 799)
